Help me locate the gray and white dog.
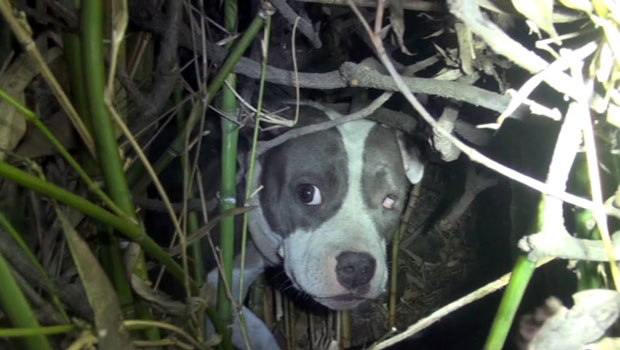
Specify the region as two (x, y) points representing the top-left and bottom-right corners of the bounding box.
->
(207, 105), (424, 349)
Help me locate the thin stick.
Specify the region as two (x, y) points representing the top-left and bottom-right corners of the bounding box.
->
(372, 258), (553, 349)
(346, 0), (620, 220)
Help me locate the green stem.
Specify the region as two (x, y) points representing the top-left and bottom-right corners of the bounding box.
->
(81, 0), (134, 216)
(62, 31), (92, 132)
(176, 86), (206, 338)
(0, 211), (70, 323)
(0, 250), (52, 350)
(126, 14), (265, 193)
(0, 324), (76, 338)
(484, 256), (536, 350)
(217, 1), (239, 349)
(217, 78), (238, 350)
(81, 0), (161, 340)
(0, 88), (127, 219)
(0, 161), (191, 289)
(239, 12), (271, 304)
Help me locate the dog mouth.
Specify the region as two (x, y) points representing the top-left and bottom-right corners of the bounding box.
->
(314, 293), (368, 310)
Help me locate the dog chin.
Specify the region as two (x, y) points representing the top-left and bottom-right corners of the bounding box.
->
(314, 295), (366, 310)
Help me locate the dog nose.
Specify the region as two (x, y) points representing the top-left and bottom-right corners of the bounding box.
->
(335, 251), (376, 290)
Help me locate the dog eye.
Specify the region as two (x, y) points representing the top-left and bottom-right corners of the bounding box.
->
(382, 195), (396, 210)
(296, 184), (322, 205)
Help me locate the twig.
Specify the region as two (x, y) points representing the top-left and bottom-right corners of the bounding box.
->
(389, 184), (421, 328)
(448, 0), (582, 101)
(130, 13), (512, 113)
(339, 62), (512, 114)
(432, 105), (461, 162)
(296, 0), (443, 12)
(272, 0), (322, 48)
(574, 65), (620, 289)
(372, 258), (553, 349)
(439, 165), (498, 230)
(134, 196), (218, 213)
(0, 0), (96, 158)
(346, 0), (620, 221)
(520, 230), (620, 262)
(496, 43), (597, 128)
(256, 92), (393, 155)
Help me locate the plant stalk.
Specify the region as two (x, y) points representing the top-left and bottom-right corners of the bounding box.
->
(217, 0), (240, 348)
(126, 14), (265, 193)
(0, 250), (52, 350)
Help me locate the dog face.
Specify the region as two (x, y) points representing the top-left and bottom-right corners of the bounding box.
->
(249, 107), (423, 310)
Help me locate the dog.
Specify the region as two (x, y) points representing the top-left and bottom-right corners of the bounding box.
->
(206, 104), (424, 349)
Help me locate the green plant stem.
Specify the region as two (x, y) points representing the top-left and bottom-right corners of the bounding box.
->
(0, 211), (70, 323)
(0, 88), (127, 219)
(0, 161), (191, 289)
(239, 12), (271, 304)
(81, 0), (162, 340)
(62, 31), (92, 132)
(571, 155), (604, 290)
(81, 0), (134, 217)
(176, 85), (206, 338)
(217, 78), (238, 350)
(126, 14), (265, 193)
(0, 324), (76, 337)
(216, 1), (240, 349)
(81, 0), (138, 327)
(0, 157), (228, 341)
(484, 255), (535, 350)
(103, 228), (136, 315)
(0, 250), (52, 350)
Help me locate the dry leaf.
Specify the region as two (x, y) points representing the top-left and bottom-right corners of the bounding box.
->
(558, 0), (593, 12)
(0, 46), (61, 159)
(512, 0), (558, 37)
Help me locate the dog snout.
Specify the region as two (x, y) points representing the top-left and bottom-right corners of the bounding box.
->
(335, 251), (376, 290)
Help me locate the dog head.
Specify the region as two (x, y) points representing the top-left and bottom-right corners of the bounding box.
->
(249, 106), (423, 310)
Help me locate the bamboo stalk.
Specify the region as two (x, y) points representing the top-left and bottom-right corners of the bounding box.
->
(127, 14), (265, 193)
(0, 88), (127, 219)
(80, 0), (142, 333)
(0, 161), (191, 288)
(0, 211), (70, 323)
(62, 32), (92, 132)
(389, 185), (420, 328)
(0, 250), (52, 350)
(239, 4), (273, 304)
(0, 324), (76, 338)
(483, 256), (535, 350)
(341, 311), (351, 348)
(177, 86), (206, 339)
(81, 0), (134, 216)
(217, 0), (240, 348)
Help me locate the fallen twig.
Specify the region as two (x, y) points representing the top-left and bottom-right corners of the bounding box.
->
(256, 91), (393, 155)
(371, 258), (553, 349)
(272, 0), (322, 48)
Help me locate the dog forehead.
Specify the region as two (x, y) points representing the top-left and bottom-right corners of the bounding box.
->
(257, 114), (406, 240)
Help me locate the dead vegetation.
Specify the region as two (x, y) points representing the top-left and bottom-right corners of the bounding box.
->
(0, 0), (619, 349)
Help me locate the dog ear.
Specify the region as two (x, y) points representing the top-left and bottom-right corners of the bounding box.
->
(396, 131), (424, 184)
